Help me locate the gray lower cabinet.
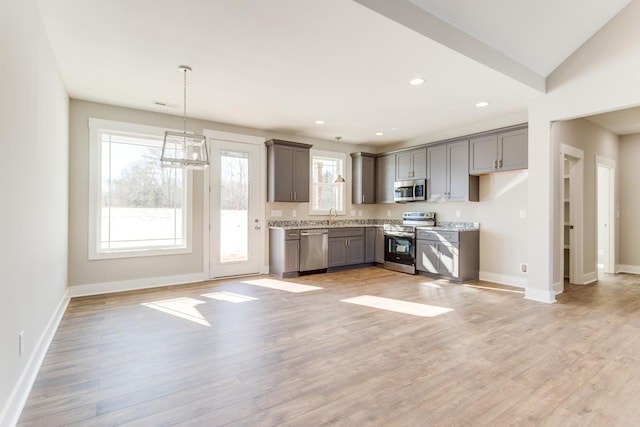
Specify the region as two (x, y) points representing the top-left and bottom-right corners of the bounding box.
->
(416, 229), (479, 282)
(266, 139), (312, 202)
(269, 228), (300, 277)
(351, 152), (376, 204)
(469, 127), (528, 175)
(328, 228), (365, 268)
(374, 226), (385, 263)
(375, 154), (395, 203)
(427, 139), (478, 202)
(365, 227), (375, 263)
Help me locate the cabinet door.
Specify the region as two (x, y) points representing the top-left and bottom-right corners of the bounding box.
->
(469, 134), (498, 175)
(375, 154), (395, 203)
(292, 147), (310, 202)
(365, 228), (375, 263)
(499, 128), (528, 171)
(284, 240), (300, 273)
(374, 227), (385, 263)
(427, 144), (447, 202)
(271, 145), (294, 201)
(395, 151), (413, 180)
(352, 154), (376, 204)
(416, 240), (439, 274)
(411, 148), (427, 179)
(328, 238), (347, 267)
(346, 237), (365, 265)
(437, 242), (459, 278)
(447, 139), (477, 202)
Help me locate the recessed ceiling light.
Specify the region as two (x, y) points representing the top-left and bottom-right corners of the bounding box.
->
(409, 78), (425, 86)
(375, 132), (384, 136)
(315, 120), (325, 125)
(476, 101), (489, 108)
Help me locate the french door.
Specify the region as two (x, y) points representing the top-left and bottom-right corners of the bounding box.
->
(208, 132), (265, 278)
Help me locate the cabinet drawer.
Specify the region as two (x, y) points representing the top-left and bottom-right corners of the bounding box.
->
(328, 228), (364, 238)
(285, 230), (300, 240)
(416, 230), (459, 243)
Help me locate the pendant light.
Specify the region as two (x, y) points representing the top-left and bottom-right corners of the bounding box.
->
(334, 136), (346, 183)
(161, 65), (209, 169)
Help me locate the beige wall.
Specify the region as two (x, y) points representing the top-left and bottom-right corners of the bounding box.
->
(619, 134), (640, 269)
(526, 0), (640, 301)
(551, 118), (619, 282)
(0, 0), (69, 424)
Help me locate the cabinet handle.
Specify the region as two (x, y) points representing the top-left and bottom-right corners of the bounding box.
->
(498, 159), (503, 168)
(493, 160), (497, 169)
(362, 194), (365, 203)
(290, 192), (293, 200)
(293, 191), (297, 201)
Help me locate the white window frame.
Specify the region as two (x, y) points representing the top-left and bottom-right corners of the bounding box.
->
(309, 149), (347, 216)
(88, 118), (193, 260)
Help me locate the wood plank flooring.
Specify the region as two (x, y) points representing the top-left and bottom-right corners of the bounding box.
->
(16, 268), (640, 426)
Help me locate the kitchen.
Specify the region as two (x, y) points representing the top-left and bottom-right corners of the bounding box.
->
(266, 124), (528, 287)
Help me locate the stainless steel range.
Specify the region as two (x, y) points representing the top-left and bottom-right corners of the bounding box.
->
(383, 212), (436, 274)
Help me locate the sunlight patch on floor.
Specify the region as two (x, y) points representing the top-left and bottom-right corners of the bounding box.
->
(463, 284), (525, 294)
(202, 291), (258, 303)
(341, 295), (453, 318)
(142, 297), (211, 326)
(242, 278), (323, 293)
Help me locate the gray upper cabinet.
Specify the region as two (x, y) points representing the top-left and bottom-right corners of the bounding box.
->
(375, 153), (395, 204)
(469, 127), (528, 175)
(396, 147), (426, 180)
(427, 140), (479, 202)
(351, 152), (376, 204)
(266, 139), (312, 202)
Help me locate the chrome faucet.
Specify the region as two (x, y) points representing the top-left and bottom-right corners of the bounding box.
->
(329, 207), (338, 226)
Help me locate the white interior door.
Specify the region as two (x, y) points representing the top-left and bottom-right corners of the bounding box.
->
(208, 134), (265, 278)
(596, 158), (616, 275)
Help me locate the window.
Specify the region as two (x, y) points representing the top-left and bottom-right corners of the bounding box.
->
(309, 150), (346, 215)
(89, 119), (192, 259)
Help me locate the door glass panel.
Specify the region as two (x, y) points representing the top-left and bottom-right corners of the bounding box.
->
(220, 150), (249, 263)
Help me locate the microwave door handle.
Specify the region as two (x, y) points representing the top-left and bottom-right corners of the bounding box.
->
(412, 183), (417, 199)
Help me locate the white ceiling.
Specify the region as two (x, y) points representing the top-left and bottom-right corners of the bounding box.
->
(36, 0), (631, 147)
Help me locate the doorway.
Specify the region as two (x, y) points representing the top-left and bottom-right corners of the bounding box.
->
(596, 156), (616, 275)
(206, 131), (266, 278)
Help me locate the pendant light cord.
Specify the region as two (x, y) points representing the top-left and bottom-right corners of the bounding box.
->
(183, 67), (187, 133)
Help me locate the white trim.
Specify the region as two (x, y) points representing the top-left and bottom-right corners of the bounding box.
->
(559, 144), (584, 285)
(582, 271), (598, 285)
(1, 289), (70, 427)
(617, 265), (640, 274)
(88, 118), (193, 260)
(479, 271), (526, 288)
(524, 287), (557, 303)
(68, 273), (206, 298)
(553, 281), (564, 294)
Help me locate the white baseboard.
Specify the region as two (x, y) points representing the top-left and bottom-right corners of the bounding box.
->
(581, 271), (598, 285)
(1, 289), (70, 427)
(617, 264), (640, 274)
(524, 287), (557, 303)
(479, 271), (527, 288)
(69, 273), (207, 298)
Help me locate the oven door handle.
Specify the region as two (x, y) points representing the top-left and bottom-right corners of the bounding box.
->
(384, 232), (415, 238)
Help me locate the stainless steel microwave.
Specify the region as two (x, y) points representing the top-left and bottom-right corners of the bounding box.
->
(394, 179), (426, 202)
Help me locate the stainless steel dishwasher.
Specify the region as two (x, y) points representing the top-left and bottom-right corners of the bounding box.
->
(299, 229), (328, 272)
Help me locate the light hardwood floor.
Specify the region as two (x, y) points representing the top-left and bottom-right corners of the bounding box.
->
(17, 268), (640, 426)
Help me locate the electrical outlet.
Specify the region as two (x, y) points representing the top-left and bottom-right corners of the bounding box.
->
(291, 210), (297, 217)
(358, 210), (363, 217)
(520, 210), (527, 219)
(18, 331), (24, 355)
(387, 210), (391, 217)
(271, 210), (282, 217)
(520, 263), (528, 273)
(455, 210), (461, 218)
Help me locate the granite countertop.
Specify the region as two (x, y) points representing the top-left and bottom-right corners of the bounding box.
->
(269, 219), (479, 231)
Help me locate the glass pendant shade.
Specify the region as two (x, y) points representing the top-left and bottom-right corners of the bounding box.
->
(161, 130), (209, 169)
